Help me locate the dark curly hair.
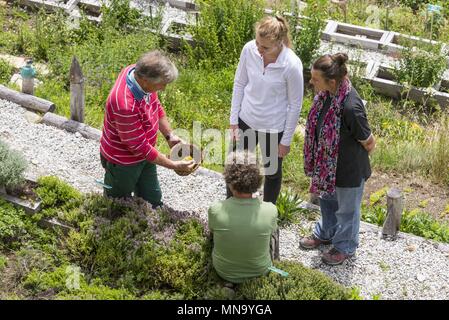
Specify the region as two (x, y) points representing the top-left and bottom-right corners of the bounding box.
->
(224, 151), (263, 194)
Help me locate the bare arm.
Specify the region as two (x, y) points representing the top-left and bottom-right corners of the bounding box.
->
(159, 115), (182, 148)
(359, 134), (375, 154)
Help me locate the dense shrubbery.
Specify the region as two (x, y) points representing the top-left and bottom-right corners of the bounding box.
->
(187, 0), (264, 69)
(394, 42), (447, 89)
(0, 177), (353, 300)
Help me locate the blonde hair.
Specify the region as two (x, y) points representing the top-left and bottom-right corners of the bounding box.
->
(255, 15), (292, 48)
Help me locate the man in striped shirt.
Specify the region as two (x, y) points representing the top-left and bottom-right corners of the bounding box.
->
(100, 50), (194, 208)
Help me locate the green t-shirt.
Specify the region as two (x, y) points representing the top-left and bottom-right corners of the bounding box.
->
(208, 197), (278, 283)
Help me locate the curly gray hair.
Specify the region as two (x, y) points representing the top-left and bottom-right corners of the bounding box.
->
(135, 50), (178, 84)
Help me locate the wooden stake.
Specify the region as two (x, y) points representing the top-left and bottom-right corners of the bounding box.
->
(70, 56), (85, 123)
(382, 188), (404, 240)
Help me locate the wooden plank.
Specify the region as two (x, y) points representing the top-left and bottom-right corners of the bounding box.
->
(65, 0), (81, 12)
(0, 84), (55, 113)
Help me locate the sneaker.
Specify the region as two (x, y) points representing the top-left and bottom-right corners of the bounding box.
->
(321, 247), (353, 266)
(299, 235), (331, 250)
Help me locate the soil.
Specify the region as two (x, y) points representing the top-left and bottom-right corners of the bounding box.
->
(364, 170), (449, 222)
(5, 180), (40, 203)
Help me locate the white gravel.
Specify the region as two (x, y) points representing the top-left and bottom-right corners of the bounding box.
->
(1, 99), (449, 300)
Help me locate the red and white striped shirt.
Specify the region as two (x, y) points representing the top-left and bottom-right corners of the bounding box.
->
(100, 65), (166, 165)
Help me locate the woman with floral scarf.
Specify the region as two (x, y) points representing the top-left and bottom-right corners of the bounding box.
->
(300, 53), (375, 265)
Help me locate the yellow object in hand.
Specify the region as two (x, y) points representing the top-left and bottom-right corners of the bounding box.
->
(183, 156), (193, 161)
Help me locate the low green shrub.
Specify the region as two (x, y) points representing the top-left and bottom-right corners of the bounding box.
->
(362, 204), (449, 243)
(0, 140), (27, 189)
(238, 260), (350, 300)
(36, 176), (82, 211)
(0, 199), (27, 248)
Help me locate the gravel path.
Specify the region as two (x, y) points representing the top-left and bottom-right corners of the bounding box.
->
(1, 99), (449, 300)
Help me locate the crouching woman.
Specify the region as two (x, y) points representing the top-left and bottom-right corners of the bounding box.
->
(208, 151), (278, 284)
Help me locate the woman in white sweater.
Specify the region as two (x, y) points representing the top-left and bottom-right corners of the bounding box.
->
(229, 15), (304, 204)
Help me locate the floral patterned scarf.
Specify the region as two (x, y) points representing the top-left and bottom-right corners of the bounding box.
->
(303, 78), (352, 195)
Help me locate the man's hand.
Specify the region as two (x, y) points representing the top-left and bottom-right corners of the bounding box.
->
(230, 124), (240, 142)
(278, 143), (290, 158)
(172, 159), (196, 172)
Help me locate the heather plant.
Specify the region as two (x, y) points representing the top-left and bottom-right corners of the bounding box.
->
(0, 140), (27, 189)
(64, 195), (212, 298)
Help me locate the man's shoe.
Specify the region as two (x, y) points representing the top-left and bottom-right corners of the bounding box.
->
(322, 247), (353, 265)
(299, 235), (331, 250)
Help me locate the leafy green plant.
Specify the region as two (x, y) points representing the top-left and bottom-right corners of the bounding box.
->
(349, 287), (364, 300)
(361, 204), (387, 226)
(369, 187), (388, 206)
(290, 0), (327, 68)
(362, 203), (449, 243)
(401, 208), (449, 242)
(276, 188), (308, 226)
(0, 140), (27, 189)
(394, 42), (447, 89)
(65, 195), (212, 298)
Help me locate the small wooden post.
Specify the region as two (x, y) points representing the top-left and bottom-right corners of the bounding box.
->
(270, 228), (280, 261)
(70, 56), (85, 123)
(382, 188), (404, 240)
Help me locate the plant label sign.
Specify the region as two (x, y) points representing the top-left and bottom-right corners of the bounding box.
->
(427, 4), (442, 14)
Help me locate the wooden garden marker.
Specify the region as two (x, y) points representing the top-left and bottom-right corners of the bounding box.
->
(382, 188), (404, 240)
(70, 56), (85, 123)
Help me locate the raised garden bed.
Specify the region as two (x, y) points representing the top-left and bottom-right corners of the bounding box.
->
(383, 32), (440, 54)
(0, 178), (42, 214)
(322, 20), (389, 50)
(366, 64), (449, 109)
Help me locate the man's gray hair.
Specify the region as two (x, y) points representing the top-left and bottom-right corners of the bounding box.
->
(135, 50), (178, 84)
